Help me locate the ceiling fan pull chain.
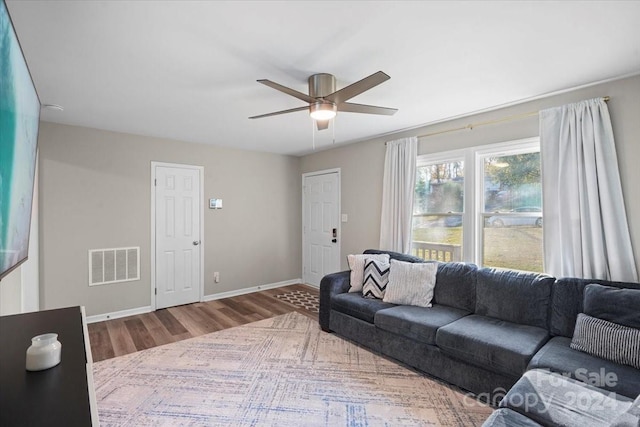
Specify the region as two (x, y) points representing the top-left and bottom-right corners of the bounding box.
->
(312, 118), (316, 151)
(332, 117), (336, 145)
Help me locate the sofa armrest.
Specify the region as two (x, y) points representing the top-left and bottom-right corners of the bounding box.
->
(319, 270), (351, 332)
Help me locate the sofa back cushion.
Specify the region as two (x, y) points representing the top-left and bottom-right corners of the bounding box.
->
(476, 268), (554, 329)
(583, 283), (640, 329)
(550, 278), (640, 337)
(363, 249), (425, 264)
(433, 262), (477, 312)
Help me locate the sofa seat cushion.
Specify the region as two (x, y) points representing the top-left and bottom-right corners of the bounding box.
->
(528, 336), (640, 399)
(330, 292), (396, 324)
(481, 408), (543, 427)
(374, 304), (470, 345)
(500, 369), (633, 427)
(436, 315), (549, 377)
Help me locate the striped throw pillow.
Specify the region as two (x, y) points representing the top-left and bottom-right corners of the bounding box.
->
(362, 259), (390, 299)
(383, 259), (437, 308)
(570, 313), (640, 369)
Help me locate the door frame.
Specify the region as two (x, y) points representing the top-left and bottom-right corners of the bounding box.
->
(301, 168), (341, 287)
(150, 161), (205, 310)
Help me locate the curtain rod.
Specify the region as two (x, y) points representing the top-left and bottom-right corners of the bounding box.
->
(387, 96), (610, 142)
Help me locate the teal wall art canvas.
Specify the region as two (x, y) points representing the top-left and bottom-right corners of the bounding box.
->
(0, 0), (40, 279)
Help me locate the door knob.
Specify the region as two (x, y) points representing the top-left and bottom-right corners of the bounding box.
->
(193, 241), (200, 246)
(332, 239), (337, 243)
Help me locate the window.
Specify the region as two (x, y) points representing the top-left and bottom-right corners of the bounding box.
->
(413, 157), (465, 262)
(412, 138), (543, 272)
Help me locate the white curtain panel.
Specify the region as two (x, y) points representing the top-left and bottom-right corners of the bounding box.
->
(540, 98), (638, 282)
(379, 136), (417, 253)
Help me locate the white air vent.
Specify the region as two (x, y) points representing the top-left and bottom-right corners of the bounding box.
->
(89, 247), (140, 286)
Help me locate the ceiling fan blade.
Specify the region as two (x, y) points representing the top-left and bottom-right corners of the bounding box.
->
(316, 120), (330, 131)
(324, 71), (390, 104)
(338, 102), (398, 116)
(257, 79), (316, 103)
(249, 105), (309, 119)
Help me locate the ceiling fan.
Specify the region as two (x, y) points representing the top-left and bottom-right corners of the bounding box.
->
(249, 71), (398, 130)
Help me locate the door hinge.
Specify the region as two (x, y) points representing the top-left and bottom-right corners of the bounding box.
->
(155, 288), (157, 295)
(154, 179), (157, 186)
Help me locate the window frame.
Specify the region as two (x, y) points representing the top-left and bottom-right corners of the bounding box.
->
(415, 137), (541, 267)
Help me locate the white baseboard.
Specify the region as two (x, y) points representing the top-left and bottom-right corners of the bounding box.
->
(85, 278), (303, 323)
(202, 278), (302, 302)
(86, 305), (153, 324)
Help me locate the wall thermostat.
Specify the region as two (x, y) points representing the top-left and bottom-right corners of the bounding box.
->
(209, 198), (222, 209)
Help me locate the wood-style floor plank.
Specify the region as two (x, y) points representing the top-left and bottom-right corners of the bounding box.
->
(216, 298), (255, 316)
(105, 319), (137, 357)
(245, 292), (290, 316)
(167, 306), (212, 337)
(88, 321), (115, 361)
(138, 312), (176, 347)
(124, 317), (156, 351)
(222, 305), (250, 325)
(179, 304), (221, 335)
(154, 309), (189, 336)
(197, 305), (235, 330)
(88, 284), (319, 362)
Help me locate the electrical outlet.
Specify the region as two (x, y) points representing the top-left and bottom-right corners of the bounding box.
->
(214, 272), (220, 283)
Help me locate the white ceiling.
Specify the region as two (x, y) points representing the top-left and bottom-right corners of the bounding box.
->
(7, 1), (640, 156)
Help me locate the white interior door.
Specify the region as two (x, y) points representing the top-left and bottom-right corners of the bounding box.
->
(303, 171), (340, 287)
(154, 164), (202, 309)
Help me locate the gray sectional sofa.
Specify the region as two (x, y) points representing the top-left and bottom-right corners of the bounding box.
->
(319, 249), (640, 425)
(483, 369), (639, 426)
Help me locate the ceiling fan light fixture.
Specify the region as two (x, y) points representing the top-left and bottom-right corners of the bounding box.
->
(309, 101), (337, 121)
(250, 71), (396, 127)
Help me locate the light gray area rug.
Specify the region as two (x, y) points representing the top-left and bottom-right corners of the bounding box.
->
(94, 312), (492, 426)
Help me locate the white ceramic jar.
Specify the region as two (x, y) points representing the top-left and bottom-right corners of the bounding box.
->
(26, 333), (62, 371)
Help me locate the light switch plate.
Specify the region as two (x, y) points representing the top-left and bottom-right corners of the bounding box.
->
(341, 214), (348, 222)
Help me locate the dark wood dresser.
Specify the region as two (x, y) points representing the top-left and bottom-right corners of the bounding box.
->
(0, 306), (98, 426)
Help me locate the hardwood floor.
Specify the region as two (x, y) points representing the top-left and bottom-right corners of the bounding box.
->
(88, 284), (319, 362)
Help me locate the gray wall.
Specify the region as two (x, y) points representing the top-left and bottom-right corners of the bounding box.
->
(39, 122), (302, 316)
(301, 75), (640, 274)
(36, 75), (640, 316)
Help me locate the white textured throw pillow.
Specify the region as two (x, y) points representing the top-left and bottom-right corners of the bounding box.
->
(347, 254), (390, 292)
(383, 259), (437, 307)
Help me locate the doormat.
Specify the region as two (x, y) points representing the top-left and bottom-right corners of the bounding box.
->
(275, 289), (319, 313)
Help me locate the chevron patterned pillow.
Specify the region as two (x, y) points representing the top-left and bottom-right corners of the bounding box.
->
(347, 253), (390, 292)
(363, 258), (390, 299)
